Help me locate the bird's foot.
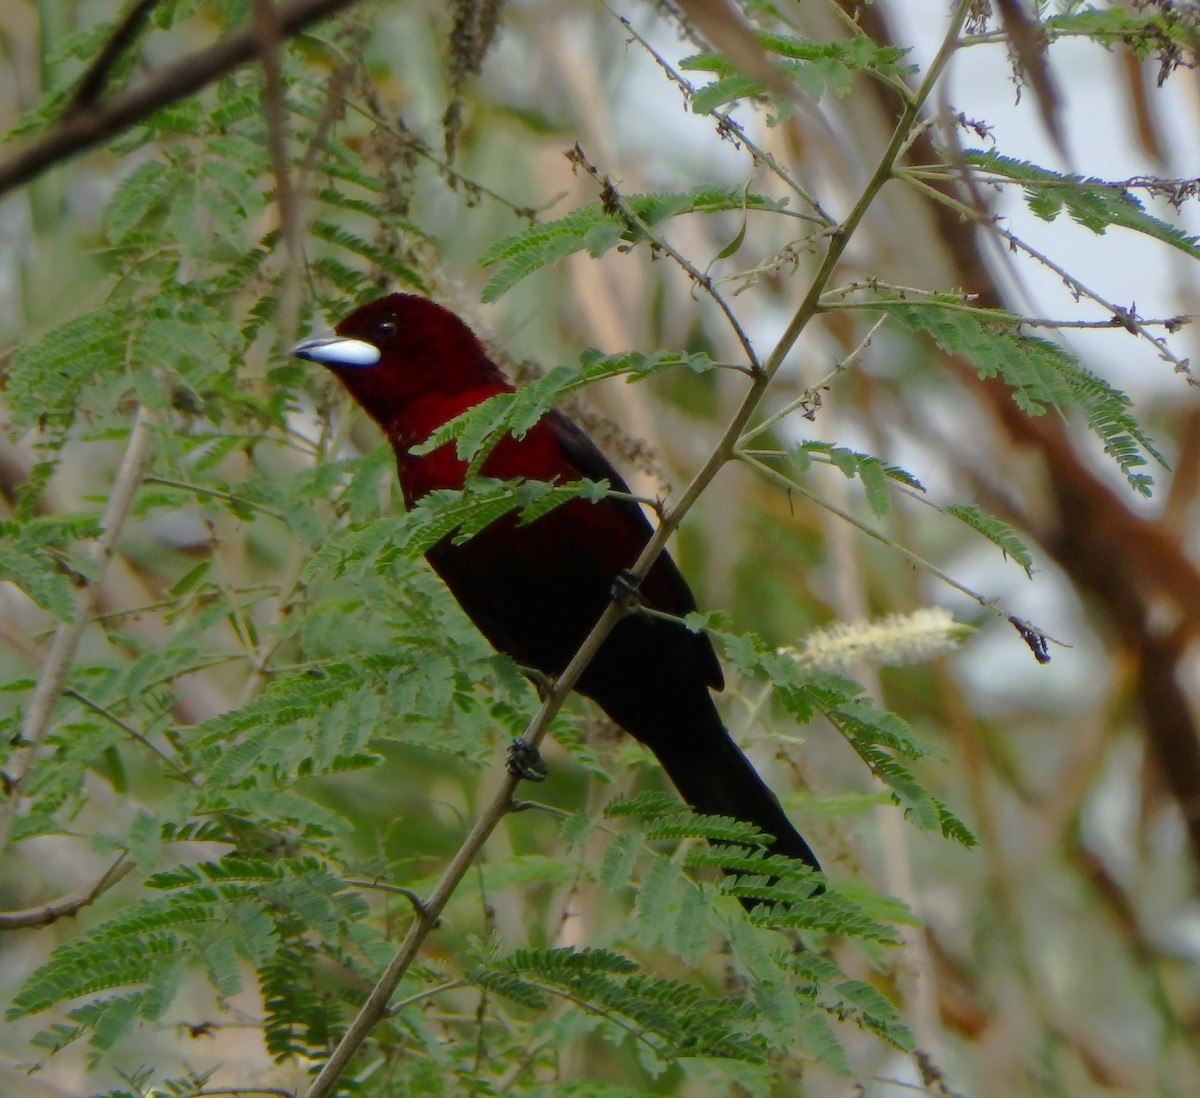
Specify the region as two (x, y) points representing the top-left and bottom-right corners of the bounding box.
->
(506, 739), (549, 782)
(610, 569), (643, 613)
(521, 666), (554, 700)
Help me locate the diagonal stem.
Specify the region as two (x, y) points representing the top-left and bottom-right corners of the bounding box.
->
(0, 407), (156, 860)
(303, 5), (974, 1093)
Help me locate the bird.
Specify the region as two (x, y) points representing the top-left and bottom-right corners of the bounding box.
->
(292, 292), (821, 890)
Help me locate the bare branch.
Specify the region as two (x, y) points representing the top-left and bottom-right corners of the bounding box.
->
(0, 855), (133, 931)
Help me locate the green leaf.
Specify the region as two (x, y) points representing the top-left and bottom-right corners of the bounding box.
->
(780, 440), (925, 507)
(680, 32), (913, 114)
(835, 978), (913, 1048)
(0, 513), (101, 621)
(964, 149), (1200, 259)
(945, 503), (1035, 576)
(765, 671), (976, 848)
(479, 186), (788, 300)
(885, 299), (1165, 495)
(670, 882), (711, 966)
(599, 831), (643, 891)
(635, 855), (677, 951)
(498, 946), (640, 977)
(714, 181), (754, 260)
(795, 1011), (851, 1075)
(415, 347), (717, 473)
(7, 303), (136, 429)
(103, 161), (180, 243)
(690, 73), (764, 114)
(467, 967), (548, 1009)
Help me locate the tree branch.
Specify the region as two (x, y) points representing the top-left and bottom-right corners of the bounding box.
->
(0, 408), (155, 860)
(60, 0), (163, 115)
(0, 0), (362, 199)
(840, 0), (1200, 876)
(301, 6), (974, 1093)
(0, 855), (133, 931)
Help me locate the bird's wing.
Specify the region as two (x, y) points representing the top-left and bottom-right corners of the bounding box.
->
(546, 409), (725, 691)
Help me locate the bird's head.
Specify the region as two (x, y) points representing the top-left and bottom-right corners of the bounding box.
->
(292, 293), (509, 431)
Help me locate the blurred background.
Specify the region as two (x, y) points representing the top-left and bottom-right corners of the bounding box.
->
(1, 1), (1199, 1095)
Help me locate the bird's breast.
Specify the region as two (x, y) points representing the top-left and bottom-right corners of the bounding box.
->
(395, 443), (468, 505)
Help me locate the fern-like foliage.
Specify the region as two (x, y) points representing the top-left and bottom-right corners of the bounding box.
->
(0, 512), (100, 620)
(792, 675), (974, 846)
(1025, 6), (1200, 80)
(713, 631), (976, 848)
(8, 855), (365, 1066)
(745, 428), (1039, 579)
(883, 298), (1166, 495)
(783, 440), (926, 516)
(945, 503), (1035, 576)
(680, 30), (914, 112)
(7, 304), (136, 433)
(303, 477), (614, 595)
(478, 186), (788, 300)
(6, 1), (1191, 1092)
(964, 148), (1200, 257)
(470, 946), (767, 1065)
(415, 346), (717, 474)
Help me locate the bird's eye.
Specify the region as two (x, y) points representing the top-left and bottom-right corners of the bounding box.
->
(376, 319), (398, 342)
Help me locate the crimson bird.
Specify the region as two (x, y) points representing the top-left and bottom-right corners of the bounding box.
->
(293, 293), (820, 884)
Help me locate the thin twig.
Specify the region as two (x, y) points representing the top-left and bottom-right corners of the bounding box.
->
(739, 314), (889, 444)
(1018, 315), (1189, 331)
(895, 169), (1196, 381)
(386, 981), (467, 1015)
(343, 99), (544, 222)
(566, 143), (762, 371)
(341, 878), (427, 916)
(0, 407), (156, 860)
(822, 295), (1187, 332)
(303, 6), (975, 1093)
(186, 1089), (296, 1098)
(610, 8), (833, 224)
(143, 475), (286, 519)
(0, 854), (134, 931)
(62, 688), (193, 780)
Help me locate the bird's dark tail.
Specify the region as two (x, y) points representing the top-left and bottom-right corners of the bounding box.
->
(652, 724), (821, 877)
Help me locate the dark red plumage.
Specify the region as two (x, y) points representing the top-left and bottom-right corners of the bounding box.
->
(294, 293), (820, 883)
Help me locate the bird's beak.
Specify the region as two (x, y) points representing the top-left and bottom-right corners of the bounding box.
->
(291, 335), (381, 367)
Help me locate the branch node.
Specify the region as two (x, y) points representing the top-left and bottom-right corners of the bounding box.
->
(505, 739), (549, 783)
